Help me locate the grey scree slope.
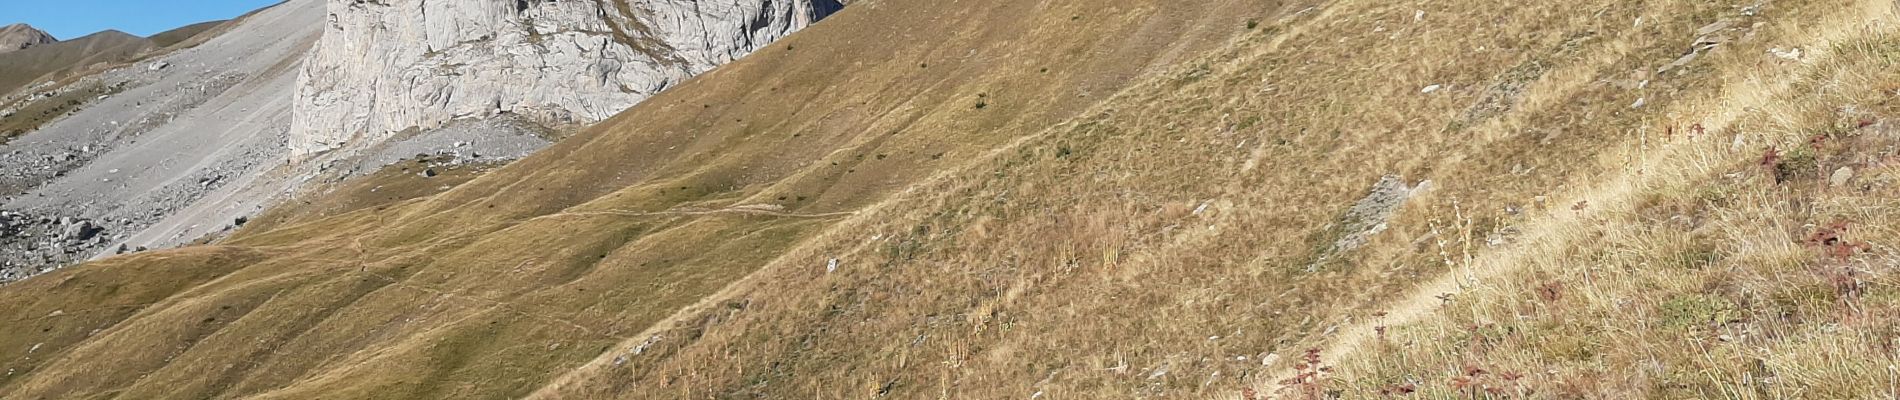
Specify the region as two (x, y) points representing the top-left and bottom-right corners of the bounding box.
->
(0, 0), (841, 282)
(0, 0), (323, 280)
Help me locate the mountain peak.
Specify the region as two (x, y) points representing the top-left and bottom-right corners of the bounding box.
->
(83, 29), (137, 39)
(0, 23), (58, 54)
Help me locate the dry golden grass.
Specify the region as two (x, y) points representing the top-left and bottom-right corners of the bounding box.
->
(535, 0), (1880, 398)
(235, 159), (502, 236)
(3, 0), (1270, 397)
(2, 0), (1895, 398)
(1318, 2), (1900, 397)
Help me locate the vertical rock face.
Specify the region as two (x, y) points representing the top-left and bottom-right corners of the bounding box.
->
(0, 23), (57, 54)
(290, 0), (840, 156)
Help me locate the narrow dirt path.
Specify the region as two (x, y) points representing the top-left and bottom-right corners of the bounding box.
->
(352, 269), (621, 339)
(341, 211), (621, 339)
(536, 207), (861, 220)
(518, 4), (1378, 395)
(517, 109), (1090, 400)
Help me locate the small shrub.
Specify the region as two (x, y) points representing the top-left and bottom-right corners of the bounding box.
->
(1669, 242), (1721, 270)
(1237, 115), (1263, 130)
(1773, 148), (1818, 183)
(1659, 294), (1738, 330)
(1539, 334), (1600, 361)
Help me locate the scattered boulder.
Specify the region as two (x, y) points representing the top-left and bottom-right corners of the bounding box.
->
(61, 219), (102, 241)
(633, 335), (663, 355)
(1659, 17), (1752, 74)
(1307, 175), (1426, 271)
(0, 211), (117, 281)
(1769, 47), (1805, 61)
(1830, 167), (1855, 187)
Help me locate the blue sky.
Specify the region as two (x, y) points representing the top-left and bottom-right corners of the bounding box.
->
(4, 0), (281, 40)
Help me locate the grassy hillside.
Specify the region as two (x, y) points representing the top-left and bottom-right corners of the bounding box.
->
(0, 0), (1269, 397)
(1324, 3), (1900, 397)
(2, 0), (1897, 398)
(0, 30), (153, 96)
(0, 30), (157, 142)
(149, 20), (227, 48)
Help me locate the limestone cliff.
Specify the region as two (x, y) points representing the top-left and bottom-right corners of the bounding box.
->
(290, 0), (842, 156)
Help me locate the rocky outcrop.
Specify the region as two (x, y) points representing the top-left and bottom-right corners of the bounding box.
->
(1306, 175), (1429, 271)
(0, 24), (56, 54)
(289, 0), (842, 157)
(1, 0), (841, 283)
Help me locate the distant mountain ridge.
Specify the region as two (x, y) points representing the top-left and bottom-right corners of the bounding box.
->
(0, 20), (236, 98)
(0, 24), (56, 54)
(0, 29), (153, 96)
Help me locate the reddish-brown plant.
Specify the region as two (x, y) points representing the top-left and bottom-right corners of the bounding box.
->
(1535, 281), (1564, 303)
(1805, 221), (1869, 263)
(1761, 146), (1782, 170)
(1278, 349), (1332, 399)
(1379, 381), (1417, 396)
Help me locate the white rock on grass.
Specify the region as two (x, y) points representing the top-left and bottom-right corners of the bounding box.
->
(1770, 47), (1805, 61)
(1830, 167), (1855, 187)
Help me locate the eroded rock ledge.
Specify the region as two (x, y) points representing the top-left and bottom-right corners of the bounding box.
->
(290, 0), (842, 157)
